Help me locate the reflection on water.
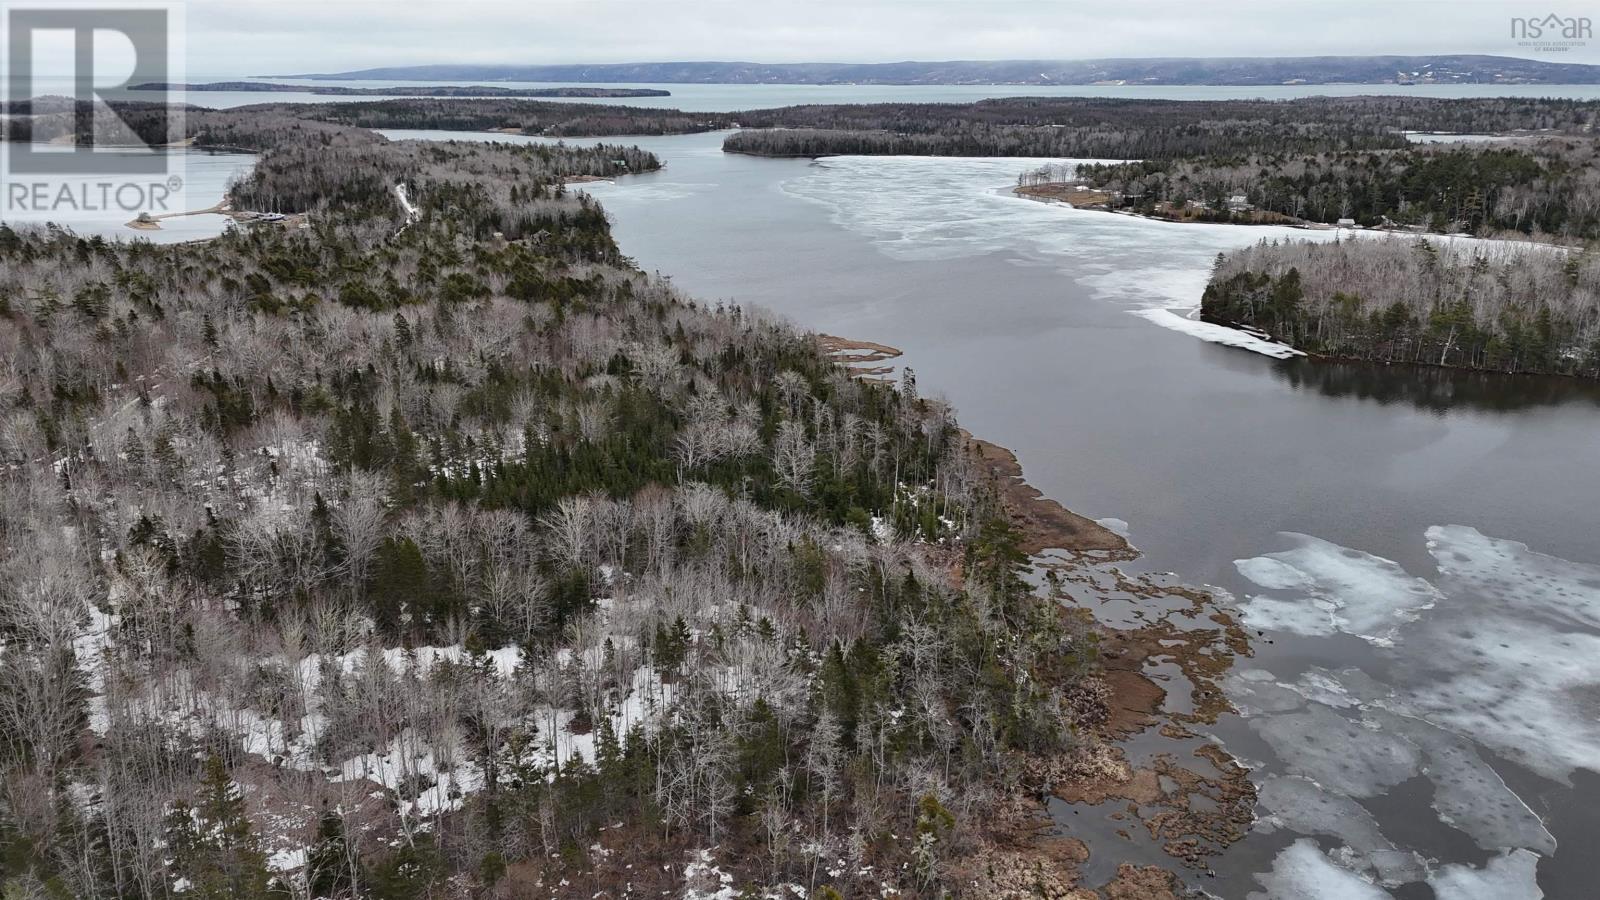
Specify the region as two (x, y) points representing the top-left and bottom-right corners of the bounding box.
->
(1273, 357), (1600, 413)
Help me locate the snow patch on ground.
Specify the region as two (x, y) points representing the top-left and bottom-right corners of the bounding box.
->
(869, 515), (894, 544)
(266, 847), (307, 873)
(394, 183), (418, 222)
(682, 848), (738, 900)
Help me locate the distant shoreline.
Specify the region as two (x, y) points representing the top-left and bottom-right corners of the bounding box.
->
(130, 82), (671, 99)
(276, 54), (1600, 87)
(1011, 181), (1584, 248)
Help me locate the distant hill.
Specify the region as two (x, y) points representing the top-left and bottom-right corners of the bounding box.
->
(283, 56), (1600, 85)
(131, 82), (669, 98)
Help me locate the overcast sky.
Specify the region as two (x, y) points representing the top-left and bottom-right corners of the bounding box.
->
(100, 0), (1600, 75)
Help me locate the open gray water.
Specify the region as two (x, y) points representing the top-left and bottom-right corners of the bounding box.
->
(5, 148), (257, 241)
(29, 75), (1600, 110)
(380, 127), (1600, 899)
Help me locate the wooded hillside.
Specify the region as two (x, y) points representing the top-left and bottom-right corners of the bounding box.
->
(1071, 138), (1600, 240)
(722, 96), (1600, 158)
(1203, 238), (1600, 377)
(0, 102), (1122, 899)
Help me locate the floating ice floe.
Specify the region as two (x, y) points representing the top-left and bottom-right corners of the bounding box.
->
(1426, 849), (1544, 900)
(1234, 533), (1441, 645)
(1222, 669), (1308, 716)
(1425, 524), (1600, 631)
(1391, 613), (1600, 787)
(1230, 527), (1600, 787)
(1257, 776), (1427, 887)
(1383, 525), (1600, 786)
(1095, 516), (1131, 537)
(1132, 307), (1306, 359)
(1250, 704), (1421, 798)
(1234, 673), (1557, 888)
(1248, 838), (1390, 900)
(1366, 710), (1556, 855)
(1223, 523), (1593, 895)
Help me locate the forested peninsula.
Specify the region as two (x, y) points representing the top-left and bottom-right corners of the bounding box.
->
(1202, 238), (1600, 378)
(0, 100), (1243, 898)
(719, 96), (1600, 158)
(1057, 137), (1600, 240)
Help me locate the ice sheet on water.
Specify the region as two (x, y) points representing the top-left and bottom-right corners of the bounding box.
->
(1235, 525), (1600, 784)
(1236, 557), (1316, 591)
(1131, 308), (1306, 359)
(1426, 849), (1543, 900)
(1233, 668), (1555, 861)
(1304, 667), (1393, 706)
(1426, 524), (1600, 630)
(1234, 594), (1339, 638)
(1366, 710), (1556, 855)
(1391, 614), (1600, 786)
(1349, 525), (1600, 785)
(1223, 669), (1308, 716)
(1235, 534), (1441, 645)
(1250, 704), (1420, 797)
(1257, 776), (1426, 886)
(1225, 667), (1374, 717)
(1248, 838), (1390, 900)
(779, 154), (1335, 301)
(1095, 517), (1131, 537)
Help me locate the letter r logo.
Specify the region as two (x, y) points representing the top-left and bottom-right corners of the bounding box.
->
(4, 7), (172, 174)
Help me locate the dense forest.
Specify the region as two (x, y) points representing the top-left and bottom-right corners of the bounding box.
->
(252, 100), (733, 138)
(0, 104), (1144, 898)
(9, 95), (1599, 158)
(1068, 137), (1600, 240)
(0, 99), (730, 143)
(721, 96), (1600, 158)
(1202, 237), (1600, 377)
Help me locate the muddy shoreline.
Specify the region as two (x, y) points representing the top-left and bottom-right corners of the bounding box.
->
(819, 332), (1255, 895)
(962, 430), (1132, 557)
